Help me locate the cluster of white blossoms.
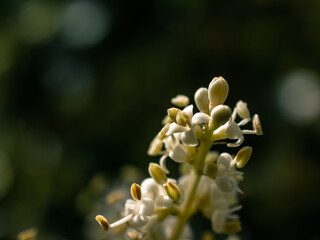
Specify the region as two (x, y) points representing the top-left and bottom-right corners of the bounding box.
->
(96, 77), (263, 240)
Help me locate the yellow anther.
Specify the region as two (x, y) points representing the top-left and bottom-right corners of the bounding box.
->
(253, 114), (263, 135)
(223, 221), (242, 234)
(176, 111), (190, 126)
(95, 215), (110, 231)
(235, 146), (252, 168)
(164, 181), (181, 202)
(236, 100), (250, 119)
(130, 183), (142, 201)
(167, 107), (181, 122)
(157, 123), (170, 140)
(148, 163), (167, 185)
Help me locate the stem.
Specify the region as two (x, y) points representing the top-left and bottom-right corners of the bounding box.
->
(169, 139), (212, 240)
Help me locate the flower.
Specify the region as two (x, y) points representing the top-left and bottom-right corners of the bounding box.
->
(96, 76), (263, 239)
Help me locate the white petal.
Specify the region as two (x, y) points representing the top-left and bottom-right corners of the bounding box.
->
(192, 112), (211, 125)
(166, 123), (189, 135)
(182, 105), (194, 119)
(155, 195), (173, 208)
(159, 154), (170, 174)
(169, 144), (187, 163)
(181, 130), (198, 146)
(225, 122), (243, 139)
(211, 210), (227, 233)
(217, 153), (232, 168)
(141, 178), (159, 198)
(215, 175), (234, 192)
(227, 135), (244, 148)
(132, 214), (148, 227)
(139, 197), (154, 216)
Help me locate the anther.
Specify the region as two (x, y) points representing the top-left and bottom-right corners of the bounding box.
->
(95, 215), (110, 231)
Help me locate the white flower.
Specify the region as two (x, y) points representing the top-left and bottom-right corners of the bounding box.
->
(211, 204), (242, 233)
(166, 105), (211, 146)
(212, 100), (261, 147)
(215, 153), (244, 193)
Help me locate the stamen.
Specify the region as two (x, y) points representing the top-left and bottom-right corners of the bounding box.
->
(230, 179), (244, 195)
(95, 215), (110, 231)
(109, 214), (134, 228)
(242, 129), (256, 135)
(231, 107), (237, 122)
(228, 205), (243, 213)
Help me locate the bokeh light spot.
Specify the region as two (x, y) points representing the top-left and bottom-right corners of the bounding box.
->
(278, 69), (320, 124)
(18, 1), (59, 44)
(60, 1), (110, 48)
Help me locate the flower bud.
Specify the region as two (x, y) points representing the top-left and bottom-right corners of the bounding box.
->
(236, 100), (250, 119)
(171, 95), (189, 107)
(148, 163), (167, 185)
(253, 114), (263, 135)
(130, 183), (142, 201)
(95, 215), (110, 231)
(176, 111), (189, 126)
(205, 151), (219, 163)
(223, 221), (242, 234)
(203, 160), (218, 179)
(234, 146), (252, 168)
(208, 77), (229, 109)
(164, 181), (181, 202)
(210, 105), (232, 128)
(167, 107), (181, 122)
(194, 87), (209, 113)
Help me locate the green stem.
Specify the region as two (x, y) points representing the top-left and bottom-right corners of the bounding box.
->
(169, 139), (212, 240)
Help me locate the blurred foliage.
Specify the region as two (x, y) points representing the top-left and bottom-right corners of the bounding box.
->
(0, 0), (319, 239)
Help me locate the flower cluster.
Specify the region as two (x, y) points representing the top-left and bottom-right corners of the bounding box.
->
(96, 77), (263, 240)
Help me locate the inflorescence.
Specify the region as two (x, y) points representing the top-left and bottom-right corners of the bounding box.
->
(95, 77), (263, 240)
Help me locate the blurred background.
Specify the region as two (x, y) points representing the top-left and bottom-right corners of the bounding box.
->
(0, 0), (319, 239)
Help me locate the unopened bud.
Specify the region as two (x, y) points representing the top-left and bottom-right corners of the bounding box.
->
(208, 76), (229, 109)
(130, 183), (142, 201)
(95, 215), (110, 231)
(210, 105), (232, 127)
(203, 160), (218, 178)
(171, 95), (189, 107)
(253, 114), (263, 135)
(164, 181), (181, 202)
(194, 87), (209, 113)
(167, 107), (181, 122)
(205, 151), (219, 162)
(234, 146), (252, 168)
(236, 100), (250, 119)
(176, 111), (189, 126)
(223, 221), (242, 234)
(148, 163), (167, 185)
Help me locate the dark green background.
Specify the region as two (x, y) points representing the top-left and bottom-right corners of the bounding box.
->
(0, 0), (319, 239)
